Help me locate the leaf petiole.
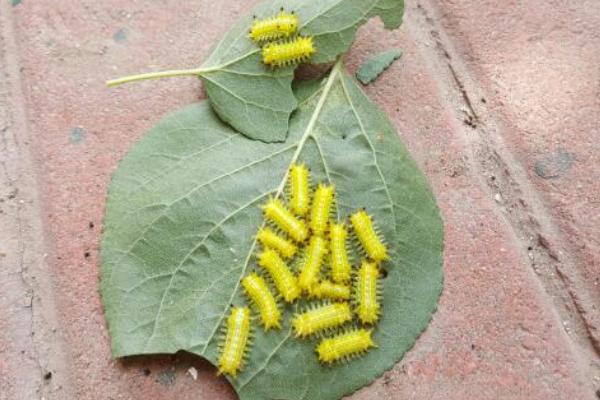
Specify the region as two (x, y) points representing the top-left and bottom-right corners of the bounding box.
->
(106, 68), (208, 87)
(105, 50), (260, 87)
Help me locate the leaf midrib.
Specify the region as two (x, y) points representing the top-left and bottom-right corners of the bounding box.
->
(199, 60), (344, 356)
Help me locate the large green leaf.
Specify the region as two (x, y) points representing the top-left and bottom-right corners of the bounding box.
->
(200, 0), (405, 142)
(101, 63), (442, 400)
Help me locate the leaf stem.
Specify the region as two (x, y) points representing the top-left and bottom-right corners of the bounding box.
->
(106, 68), (205, 87)
(105, 49), (261, 87)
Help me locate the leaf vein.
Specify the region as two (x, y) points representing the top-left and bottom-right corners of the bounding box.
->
(143, 189), (276, 351)
(338, 74), (398, 238)
(111, 143), (297, 279)
(237, 327), (293, 390)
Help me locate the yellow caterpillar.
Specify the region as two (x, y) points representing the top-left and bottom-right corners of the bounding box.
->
(242, 273), (281, 330)
(218, 307), (251, 377)
(288, 163), (311, 216)
(316, 329), (375, 364)
(311, 280), (351, 301)
(249, 11), (299, 43)
(297, 235), (328, 292)
(292, 302), (352, 338)
(354, 260), (381, 324)
(350, 210), (389, 262)
(329, 223), (351, 283)
(263, 198), (308, 242)
(256, 227), (297, 259)
(257, 248), (301, 303)
(262, 36), (315, 68)
(310, 184), (335, 236)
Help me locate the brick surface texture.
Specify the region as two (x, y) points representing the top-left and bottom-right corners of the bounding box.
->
(0, 0), (598, 399)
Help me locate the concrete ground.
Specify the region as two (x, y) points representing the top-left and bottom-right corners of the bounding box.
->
(1, 0), (599, 399)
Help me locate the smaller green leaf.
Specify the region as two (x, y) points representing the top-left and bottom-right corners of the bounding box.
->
(106, 0), (405, 143)
(197, 0), (406, 142)
(356, 49), (402, 85)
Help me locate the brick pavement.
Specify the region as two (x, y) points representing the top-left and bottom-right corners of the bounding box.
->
(0, 0), (598, 399)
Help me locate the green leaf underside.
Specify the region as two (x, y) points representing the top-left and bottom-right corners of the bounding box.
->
(200, 0), (405, 142)
(356, 49), (402, 85)
(101, 65), (442, 400)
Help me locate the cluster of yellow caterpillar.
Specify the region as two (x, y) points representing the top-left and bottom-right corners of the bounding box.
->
(248, 9), (315, 68)
(218, 163), (389, 377)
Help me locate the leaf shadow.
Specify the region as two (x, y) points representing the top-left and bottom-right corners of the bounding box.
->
(294, 63), (332, 81)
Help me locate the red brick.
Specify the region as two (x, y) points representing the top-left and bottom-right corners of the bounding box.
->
(428, 0), (600, 344)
